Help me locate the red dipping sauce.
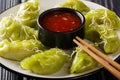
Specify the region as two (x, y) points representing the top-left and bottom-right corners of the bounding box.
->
(41, 12), (81, 32)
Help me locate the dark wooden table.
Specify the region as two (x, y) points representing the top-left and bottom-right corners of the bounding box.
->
(0, 0), (120, 80)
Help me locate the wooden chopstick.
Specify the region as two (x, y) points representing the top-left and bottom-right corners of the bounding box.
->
(76, 36), (120, 71)
(73, 36), (120, 79)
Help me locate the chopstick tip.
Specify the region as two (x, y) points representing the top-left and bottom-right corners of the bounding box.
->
(73, 39), (76, 42)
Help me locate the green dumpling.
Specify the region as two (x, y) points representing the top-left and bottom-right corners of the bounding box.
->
(0, 16), (38, 41)
(0, 39), (44, 61)
(70, 47), (98, 74)
(20, 48), (70, 75)
(16, 0), (39, 28)
(85, 9), (120, 54)
(97, 25), (120, 53)
(60, 0), (90, 14)
(85, 9), (120, 29)
(85, 24), (120, 54)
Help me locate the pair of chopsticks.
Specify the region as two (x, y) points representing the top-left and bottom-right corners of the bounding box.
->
(73, 36), (120, 79)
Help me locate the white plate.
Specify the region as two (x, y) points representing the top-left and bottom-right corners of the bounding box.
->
(0, 0), (120, 79)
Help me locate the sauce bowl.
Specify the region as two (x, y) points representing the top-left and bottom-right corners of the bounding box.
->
(37, 8), (85, 49)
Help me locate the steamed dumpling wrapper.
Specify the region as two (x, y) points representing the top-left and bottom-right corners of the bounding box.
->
(85, 9), (120, 54)
(70, 47), (98, 74)
(20, 48), (70, 75)
(16, 0), (39, 28)
(59, 0), (90, 14)
(0, 16), (38, 41)
(85, 24), (120, 54)
(85, 9), (120, 29)
(0, 39), (44, 61)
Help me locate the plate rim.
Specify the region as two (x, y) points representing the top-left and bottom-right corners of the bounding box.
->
(0, 0), (120, 79)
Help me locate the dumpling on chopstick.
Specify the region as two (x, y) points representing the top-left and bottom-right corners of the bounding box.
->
(0, 16), (38, 41)
(0, 39), (44, 61)
(20, 48), (70, 75)
(16, 0), (39, 28)
(70, 47), (98, 74)
(59, 0), (90, 14)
